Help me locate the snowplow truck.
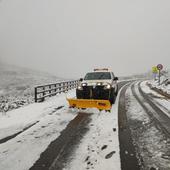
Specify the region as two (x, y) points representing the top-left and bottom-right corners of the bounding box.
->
(67, 68), (118, 112)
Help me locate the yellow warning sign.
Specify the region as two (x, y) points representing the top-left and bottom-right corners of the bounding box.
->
(152, 66), (158, 73)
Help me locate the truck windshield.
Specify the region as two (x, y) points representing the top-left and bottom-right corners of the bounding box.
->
(84, 72), (111, 80)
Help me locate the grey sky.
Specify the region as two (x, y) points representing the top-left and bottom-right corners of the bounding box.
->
(0, 0), (170, 78)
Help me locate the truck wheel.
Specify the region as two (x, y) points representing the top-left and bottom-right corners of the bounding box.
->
(109, 89), (116, 104)
(110, 95), (116, 104)
(115, 89), (118, 96)
(76, 89), (83, 99)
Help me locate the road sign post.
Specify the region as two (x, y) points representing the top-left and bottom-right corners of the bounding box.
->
(158, 69), (160, 85)
(152, 66), (158, 81)
(157, 64), (163, 85)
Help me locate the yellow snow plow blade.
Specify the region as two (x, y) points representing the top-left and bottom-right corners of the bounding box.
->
(67, 98), (111, 111)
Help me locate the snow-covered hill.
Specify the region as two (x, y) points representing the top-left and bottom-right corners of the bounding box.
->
(0, 63), (63, 112)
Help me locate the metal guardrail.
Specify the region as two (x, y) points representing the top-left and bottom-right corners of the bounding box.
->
(35, 80), (79, 102)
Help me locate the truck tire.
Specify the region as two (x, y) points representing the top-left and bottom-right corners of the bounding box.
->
(115, 88), (118, 96)
(76, 89), (83, 99)
(109, 88), (116, 104)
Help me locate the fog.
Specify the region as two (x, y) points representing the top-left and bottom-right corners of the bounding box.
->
(0, 0), (170, 78)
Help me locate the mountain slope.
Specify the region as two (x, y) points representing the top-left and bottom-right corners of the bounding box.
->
(0, 63), (63, 112)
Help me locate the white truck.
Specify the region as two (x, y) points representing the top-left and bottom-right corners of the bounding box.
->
(67, 68), (118, 112)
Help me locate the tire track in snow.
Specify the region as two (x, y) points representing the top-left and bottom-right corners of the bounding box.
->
(29, 112), (91, 170)
(118, 82), (141, 170)
(0, 121), (39, 144)
(130, 81), (170, 169)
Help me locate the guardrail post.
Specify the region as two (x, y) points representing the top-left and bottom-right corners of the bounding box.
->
(65, 82), (67, 92)
(69, 82), (71, 90)
(59, 83), (61, 94)
(64, 82), (66, 92)
(42, 87), (45, 102)
(49, 85), (51, 97)
(35, 87), (38, 102)
(66, 82), (69, 91)
(54, 84), (57, 94)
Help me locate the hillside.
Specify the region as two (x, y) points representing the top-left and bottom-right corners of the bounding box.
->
(0, 63), (63, 112)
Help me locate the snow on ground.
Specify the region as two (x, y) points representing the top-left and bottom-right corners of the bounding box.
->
(148, 76), (170, 95)
(0, 90), (75, 139)
(140, 81), (170, 119)
(0, 90), (78, 170)
(64, 88), (122, 170)
(125, 84), (170, 169)
(140, 81), (164, 97)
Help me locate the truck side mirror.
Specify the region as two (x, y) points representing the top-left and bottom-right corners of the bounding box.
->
(114, 77), (118, 81)
(79, 78), (83, 82)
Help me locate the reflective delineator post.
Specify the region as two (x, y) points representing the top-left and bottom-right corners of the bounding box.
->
(158, 70), (160, 85)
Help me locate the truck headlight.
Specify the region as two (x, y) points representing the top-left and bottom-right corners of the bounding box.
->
(77, 83), (87, 90)
(77, 85), (83, 90)
(104, 84), (111, 90)
(96, 82), (103, 86)
(82, 83), (87, 86)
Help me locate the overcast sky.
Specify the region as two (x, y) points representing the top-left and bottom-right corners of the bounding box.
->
(0, 0), (170, 78)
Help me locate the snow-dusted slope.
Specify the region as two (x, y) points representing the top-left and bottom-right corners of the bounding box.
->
(148, 69), (170, 94)
(0, 63), (63, 112)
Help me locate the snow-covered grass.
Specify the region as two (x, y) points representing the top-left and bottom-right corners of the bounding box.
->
(64, 87), (123, 170)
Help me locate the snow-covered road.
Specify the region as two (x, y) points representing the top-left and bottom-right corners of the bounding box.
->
(64, 95), (122, 170)
(126, 81), (170, 169)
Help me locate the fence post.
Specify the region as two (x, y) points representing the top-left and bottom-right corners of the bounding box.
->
(49, 85), (51, 97)
(42, 86), (45, 102)
(69, 81), (71, 90)
(59, 83), (61, 94)
(67, 82), (69, 91)
(54, 84), (57, 94)
(35, 87), (38, 102)
(64, 82), (66, 92)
